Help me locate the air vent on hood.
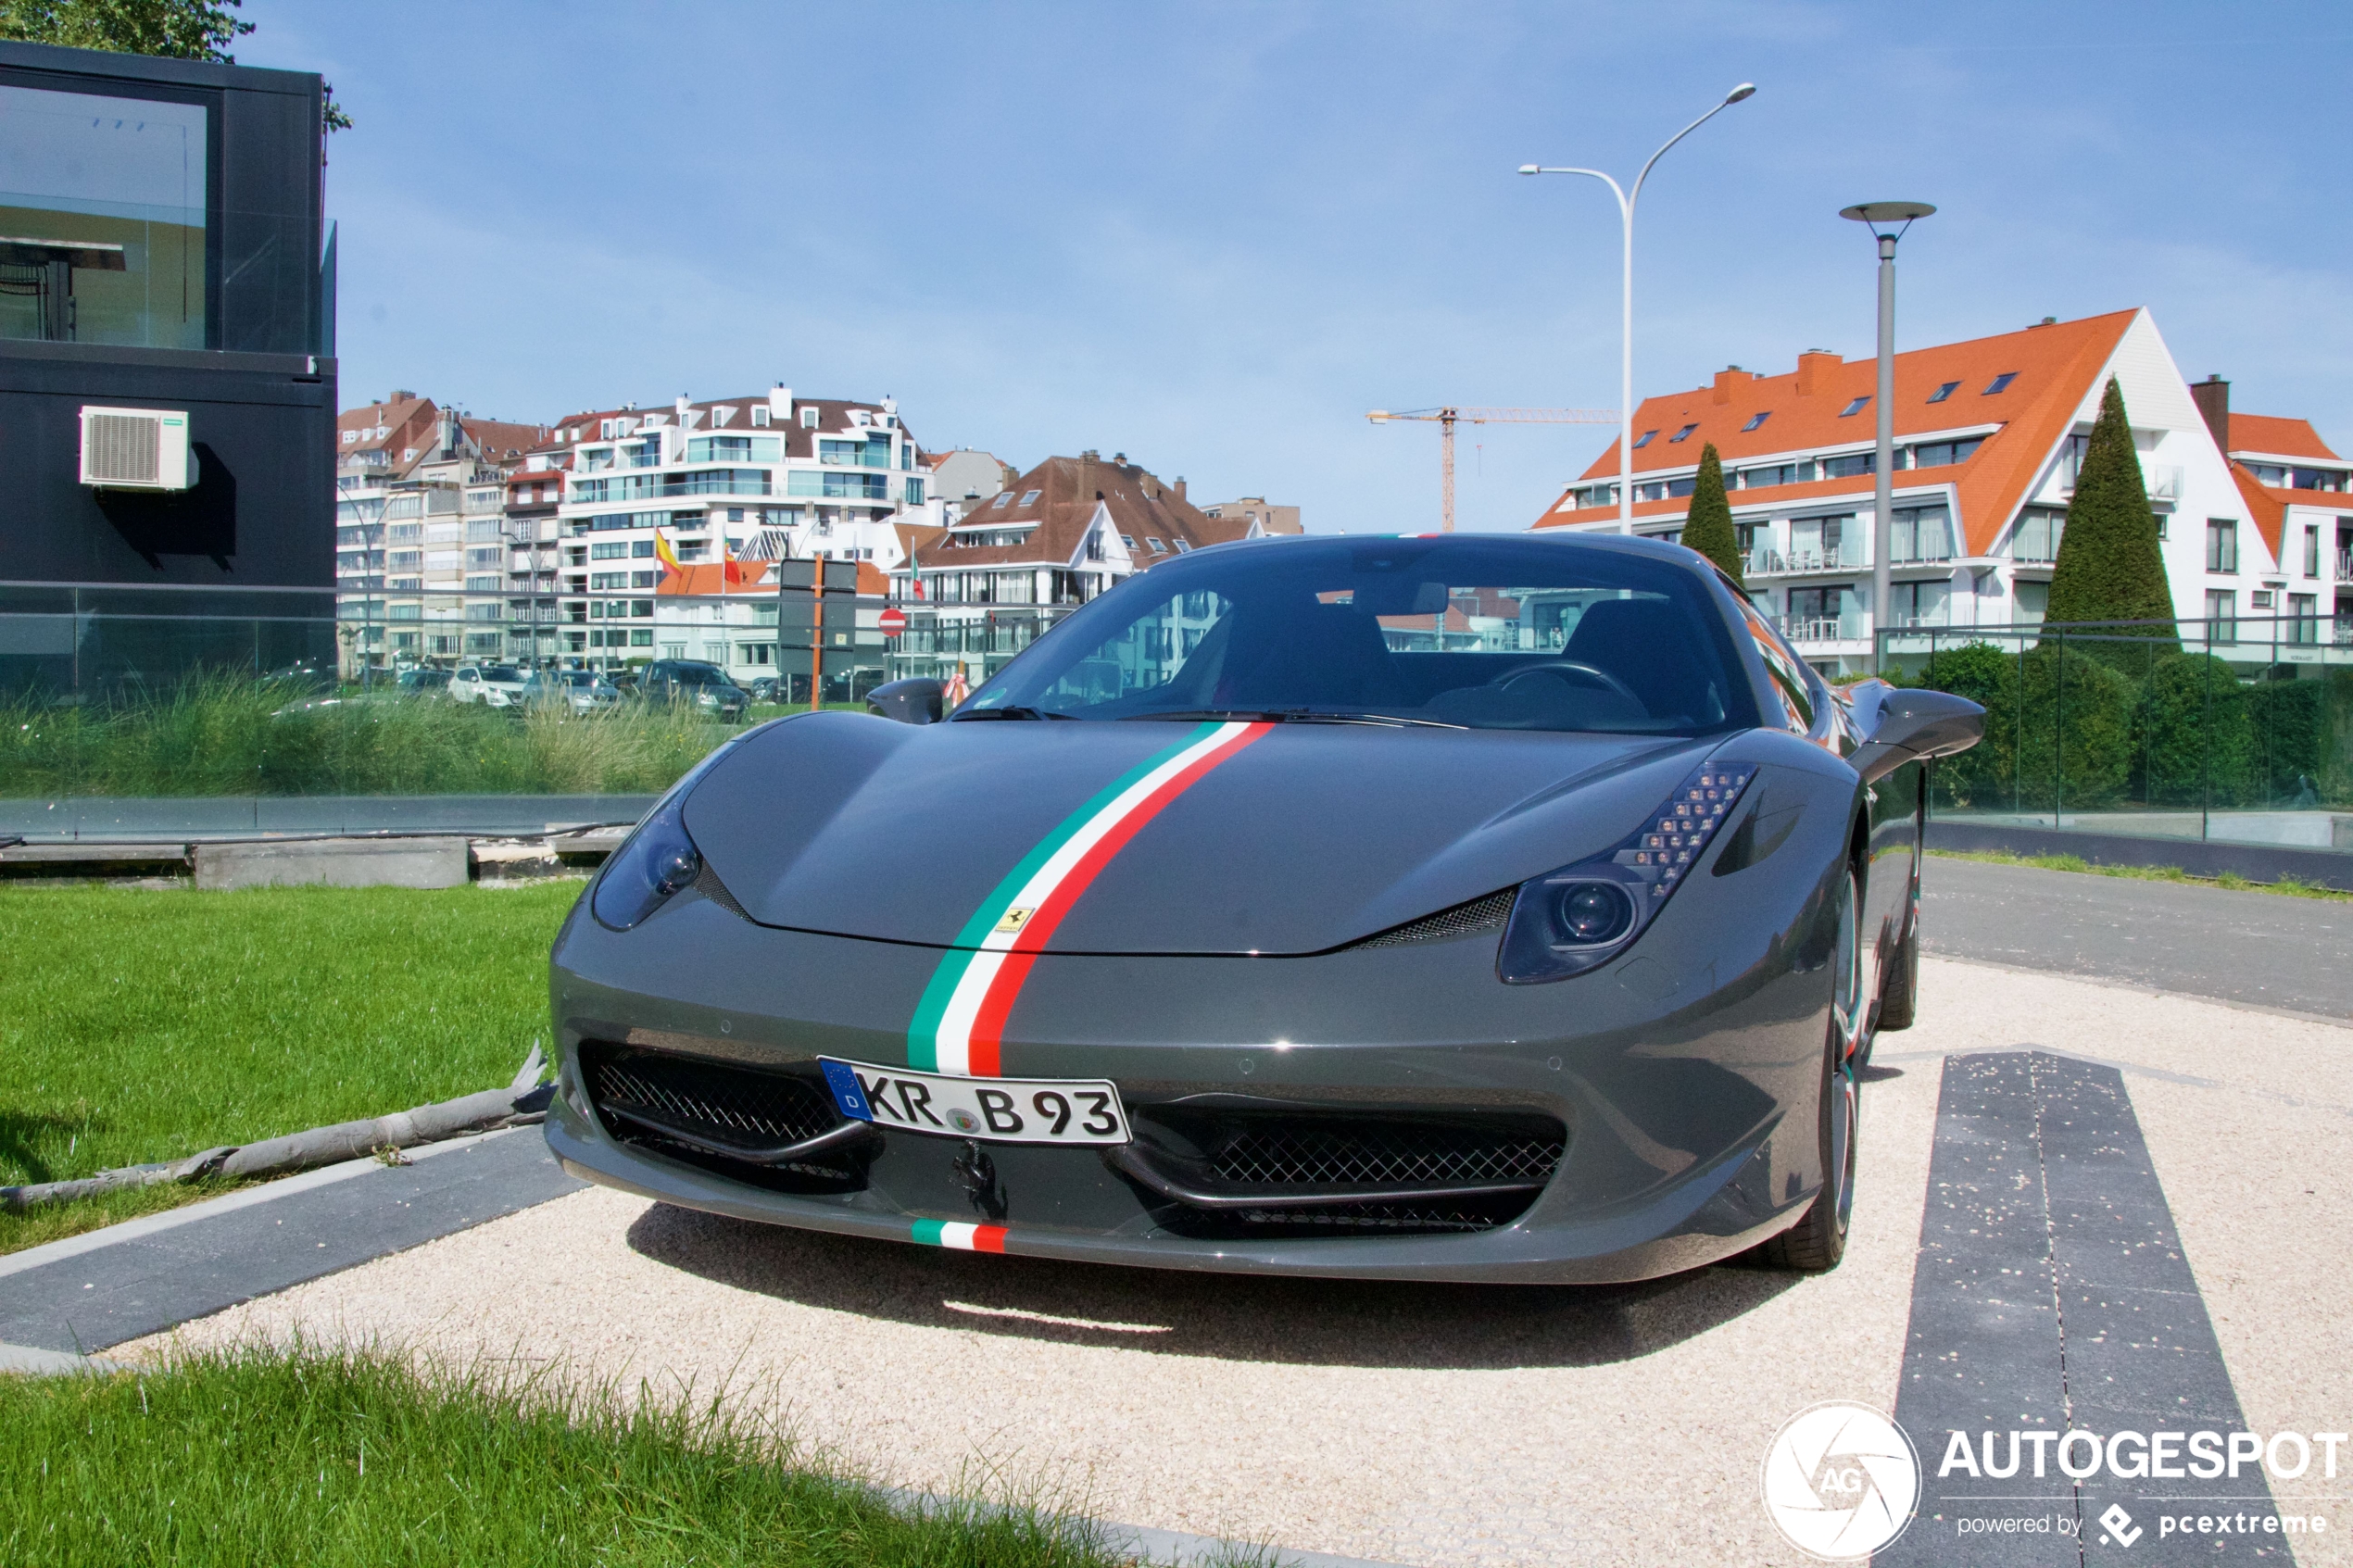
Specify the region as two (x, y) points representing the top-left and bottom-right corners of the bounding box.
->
(1352, 887), (1517, 949)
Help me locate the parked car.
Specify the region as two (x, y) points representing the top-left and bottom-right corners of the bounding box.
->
(549, 532), (1983, 1284)
(748, 675), (785, 704)
(448, 664), (530, 708)
(635, 659), (749, 721)
(522, 669), (622, 715)
(396, 668), (452, 697)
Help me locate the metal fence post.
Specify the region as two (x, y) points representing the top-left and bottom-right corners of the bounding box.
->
(2014, 633), (2025, 817)
(2200, 615), (2212, 842)
(2054, 628), (2066, 828)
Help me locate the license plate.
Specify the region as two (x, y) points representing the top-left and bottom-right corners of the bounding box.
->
(818, 1058), (1130, 1147)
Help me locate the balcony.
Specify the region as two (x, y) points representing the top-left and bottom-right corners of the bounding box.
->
(2339, 549), (2352, 584)
(1746, 543), (1868, 577)
(1775, 612), (1873, 647)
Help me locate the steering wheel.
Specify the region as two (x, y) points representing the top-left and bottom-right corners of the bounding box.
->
(1495, 659), (1644, 709)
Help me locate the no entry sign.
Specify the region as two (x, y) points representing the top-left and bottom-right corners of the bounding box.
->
(878, 607), (907, 636)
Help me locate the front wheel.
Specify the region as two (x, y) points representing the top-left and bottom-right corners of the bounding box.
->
(1758, 865), (1863, 1273)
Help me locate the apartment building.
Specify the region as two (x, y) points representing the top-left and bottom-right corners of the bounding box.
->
(1532, 308), (2283, 674)
(532, 386), (937, 670)
(649, 557), (892, 696)
(1199, 495), (1302, 535)
(333, 395), (547, 669)
(885, 450), (1276, 684)
(929, 448), (1018, 520)
(2198, 379), (2353, 640)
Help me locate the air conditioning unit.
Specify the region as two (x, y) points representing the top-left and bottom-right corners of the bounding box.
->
(79, 406), (195, 491)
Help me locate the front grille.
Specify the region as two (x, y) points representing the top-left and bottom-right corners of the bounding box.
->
(1208, 1116), (1564, 1189)
(1353, 888), (1516, 949)
(582, 1043), (863, 1191)
(1126, 1107), (1567, 1240)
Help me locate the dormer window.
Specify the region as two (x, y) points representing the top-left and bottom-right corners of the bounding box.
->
(1840, 395), (1871, 418)
(1982, 372), (2017, 395)
(1147, 537), (1165, 553)
(1927, 381), (1959, 403)
(799, 407), (820, 430)
(1741, 411), (1770, 433)
(1120, 534), (1137, 548)
(1631, 429), (1659, 449)
(1019, 490), (1041, 506)
(990, 493), (1012, 508)
(750, 406), (770, 427)
(1668, 423), (1699, 443)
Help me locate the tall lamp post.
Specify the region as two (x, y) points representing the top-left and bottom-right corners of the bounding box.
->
(1839, 200), (1934, 672)
(1519, 83), (1756, 533)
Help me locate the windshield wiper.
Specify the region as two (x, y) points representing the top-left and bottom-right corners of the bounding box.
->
(950, 705), (1076, 721)
(1119, 708), (1464, 730)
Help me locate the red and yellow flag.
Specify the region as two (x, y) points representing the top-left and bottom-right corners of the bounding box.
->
(653, 531), (682, 575)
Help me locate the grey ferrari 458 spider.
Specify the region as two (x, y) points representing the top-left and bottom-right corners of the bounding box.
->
(545, 532), (1981, 1282)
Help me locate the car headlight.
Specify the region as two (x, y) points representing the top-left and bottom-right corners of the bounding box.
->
(1497, 759), (1756, 984)
(696, 691), (719, 708)
(589, 741), (741, 931)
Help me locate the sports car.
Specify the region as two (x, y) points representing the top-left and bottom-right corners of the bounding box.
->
(544, 532), (1982, 1282)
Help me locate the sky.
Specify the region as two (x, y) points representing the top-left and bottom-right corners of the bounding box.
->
(237, 0), (2353, 534)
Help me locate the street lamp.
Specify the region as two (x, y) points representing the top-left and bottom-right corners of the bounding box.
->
(1519, 82), (1755, 533)
(1839, 199), (1934, 672)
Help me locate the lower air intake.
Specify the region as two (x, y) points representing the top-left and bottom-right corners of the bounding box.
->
(582, 1043), (864, 1192)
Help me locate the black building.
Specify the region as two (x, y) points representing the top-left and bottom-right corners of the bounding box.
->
(0, 39), (335, 691)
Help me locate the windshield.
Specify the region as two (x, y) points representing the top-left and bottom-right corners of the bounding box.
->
(963, 536), (1753, 734)
(479, 666), (523, 683)
(669, 664), (727, 686)
(560, 671), (598, 686)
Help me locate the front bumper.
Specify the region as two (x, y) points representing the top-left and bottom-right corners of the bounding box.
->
(545, 794), (1850, 1284)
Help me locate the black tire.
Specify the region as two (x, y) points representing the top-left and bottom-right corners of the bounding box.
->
(1759, 866), (1862, 1273)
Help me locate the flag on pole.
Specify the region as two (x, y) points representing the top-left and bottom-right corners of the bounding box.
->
(722, 533), (744, 591)
(653, 530), (683, 577)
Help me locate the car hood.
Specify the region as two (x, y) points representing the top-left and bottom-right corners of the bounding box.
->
(683, 713), (1718, 956)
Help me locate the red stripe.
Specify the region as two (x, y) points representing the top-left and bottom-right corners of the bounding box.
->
(972, 1224), (1009, 1253)
(964, 723), (1269, 1074)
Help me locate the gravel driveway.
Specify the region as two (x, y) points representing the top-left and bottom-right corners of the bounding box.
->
(124, 959), (2353, 1568)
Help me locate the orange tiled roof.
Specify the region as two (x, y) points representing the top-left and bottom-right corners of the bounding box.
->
(2228, 466), (2284, 560)
(1536, 309), (2140, 556)
(2227, 414), (2339, 461)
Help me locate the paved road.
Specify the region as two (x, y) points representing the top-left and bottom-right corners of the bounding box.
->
(1920, 855), (2353, 1021)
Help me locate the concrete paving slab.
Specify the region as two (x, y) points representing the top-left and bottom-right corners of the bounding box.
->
(193, 835), (469, 891)
(0, 1127), (582, 1353)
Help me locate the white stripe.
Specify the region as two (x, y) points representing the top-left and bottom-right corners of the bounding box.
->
(929, 721), (1253, 1076)
(936, 1222), (982, 1250)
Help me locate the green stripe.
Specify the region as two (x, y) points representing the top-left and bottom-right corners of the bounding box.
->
(903, 722), (1222, 1071)
(911, 1219), (948, 1247)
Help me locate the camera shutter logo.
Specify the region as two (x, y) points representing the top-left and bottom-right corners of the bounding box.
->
(1761, 1400), (1921, 1560)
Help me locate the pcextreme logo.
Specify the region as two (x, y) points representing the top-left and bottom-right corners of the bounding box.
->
(1761, 1401), (1922, 1561)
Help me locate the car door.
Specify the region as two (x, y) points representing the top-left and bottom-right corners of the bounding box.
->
(454, 667), (478, 702)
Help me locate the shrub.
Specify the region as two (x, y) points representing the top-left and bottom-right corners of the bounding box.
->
(1681, 443), (1742, 586)
(2133, 653), (2257, 808)
(1910, 640), (2132, 811)
(2045, 377), (2177, 651)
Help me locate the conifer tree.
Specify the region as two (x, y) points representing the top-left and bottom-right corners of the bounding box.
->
(2045, 377), (2175, 646)
(1681, 442), (1743, 586)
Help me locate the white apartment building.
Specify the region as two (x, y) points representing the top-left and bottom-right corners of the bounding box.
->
(531, 386), (939, 670)
(1533, 308), (2306, 674)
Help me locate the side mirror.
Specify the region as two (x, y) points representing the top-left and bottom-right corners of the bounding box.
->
(866, 677), (945, 725)
(1844, 683), (1985, 784)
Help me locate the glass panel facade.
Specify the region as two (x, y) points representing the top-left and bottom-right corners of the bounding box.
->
(0, 84), (207, 348)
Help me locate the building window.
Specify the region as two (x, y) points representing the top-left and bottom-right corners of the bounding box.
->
(2305, 523), (2322, 577)
(632, 629), (653, 646)
(1983, 372), (2018, 395)
(1737, 461), (1809, 490)
(2290, 593), (2320, 644)
(2293, 468), (2347, 493)
(750, 406), (771, 427)
(2245, 462), (2286, 486)
(2206, 518), (2237, 573)
(2205, 588), (2236, 644)
(1927, 381), (1959, 403)
(799, 407), (820, 429)
(1839, 396), (1871, 418)
(1890, 505), (1953, 563)
(1888, 580), (1950, 628)
(904, 477), (925, 505)
(1668, 423), (1699, 443)
(2012, 507), (2065, 563)
(1630, 430), (1658, 449)
(1741, 411), (1770, 432)
(1910, 437), (1982, 469)
(1820, 452), (1874, 480)
(1019, 489), (1042, 506)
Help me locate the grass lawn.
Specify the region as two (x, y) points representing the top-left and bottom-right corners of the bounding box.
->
(1929, 847), (2353, 900)
(0, 1344), (1141, 1568)
(0, 881), (583, 1253)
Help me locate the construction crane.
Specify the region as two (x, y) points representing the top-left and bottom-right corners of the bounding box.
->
(1367, 406), (1617, 532)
